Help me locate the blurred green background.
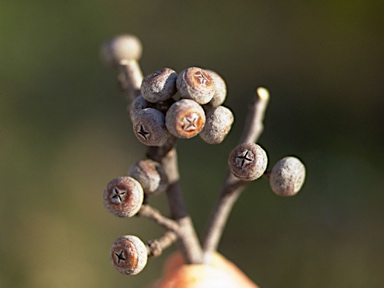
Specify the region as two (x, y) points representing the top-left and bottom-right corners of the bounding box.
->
(1, 0), (384, 287)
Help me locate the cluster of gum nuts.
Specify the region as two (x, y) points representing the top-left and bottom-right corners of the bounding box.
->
(101, 35), (306, 276)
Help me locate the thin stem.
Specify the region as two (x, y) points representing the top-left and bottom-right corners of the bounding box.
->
(137, 204), (179, 232)
(118, 59), (143, 101)
(202, 88), (270, 258)
(151, 147), (203, 264)
(147, 231), (178, 257)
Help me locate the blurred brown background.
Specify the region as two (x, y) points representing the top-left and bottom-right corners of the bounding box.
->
(1, 0), (384, 287)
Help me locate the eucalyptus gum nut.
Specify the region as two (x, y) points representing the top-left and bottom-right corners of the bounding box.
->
(200, 106), (234, 144)
(141, 68), (178, 103)
(177, 67), (215, 105)
(100, 34), (142, 67)
(269, 156), (306, 196)
(110, 235), (148, 275)
(206, 70), (227, 107)
(133, 108), (170, 146)
(129, 159), (169, 195)
(130, 95), (150, 122)
(103, 177), (144, 218)
(165, 99), (206, 139)
(228, 143), (268, 181)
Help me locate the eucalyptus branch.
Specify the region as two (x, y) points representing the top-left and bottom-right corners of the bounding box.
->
(137, 204), (179, 232)
(146, 231), (178, 257)
(202, 88), (270, 257)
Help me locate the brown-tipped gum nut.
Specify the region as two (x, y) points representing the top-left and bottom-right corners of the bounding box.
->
(103, 177), (144, 217)
(141, 68), (178, 103)
(206, 70), (227, 107)
(129, 159), (169, 195)
(110, 235), (148, 275)
(269, 156), (306, 196)
(176, 67), (215, 104)
(200, 106), (234, 144)
(228, 143), (268, 181)
(133, 108), (170, 146)
(100, 34), (142, 67)
(165, 99), (206, 138)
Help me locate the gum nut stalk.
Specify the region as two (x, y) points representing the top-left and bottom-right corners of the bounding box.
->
(200, 106), (234, 144)
(129, 159), (169, 195)
(165, 99), (206, 138)
(228, 143), (268, 181)
(141, 68), (178, 103)
(176, 67), (215, 104)
(110, 235), (148, 275)
(133, 108), (170, 146)
(100, 34), (142, 67)
(130, 95), (150, 122)
(103, 177), (144, 217)
(206, 70), (227, 107)
(269, 156), (306, 196)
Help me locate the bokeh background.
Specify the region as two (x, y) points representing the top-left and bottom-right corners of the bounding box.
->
(1, 0), (384, 287)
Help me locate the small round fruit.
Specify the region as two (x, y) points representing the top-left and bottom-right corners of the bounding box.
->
(176, 67), (215, 105)
(141, 68), (178, 103)
(165, 99), (206, 138)
(228, 143), (268, 181)
(206, 70), (227, 107)
(100, 34), (142, 67)
(269, 156), (306, 196)
(133, 108), (170, 146)
(130, 95), (150, 122)
(110, 235), (148, 275)
(200, 106), (234, 144)
(103, 177), (144, 217)
(128, 159), (168, 195)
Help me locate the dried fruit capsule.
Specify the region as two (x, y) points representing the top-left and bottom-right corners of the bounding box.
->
(228, 143), (268, 181)
(206, 70), (227, 107)
(128, 159), (168, 195)
(200, 106), (234, 144)
(110, 235), (148, 275)
(100, 34), (142, 67)
(176, 67), (215, 105)
(133, 108), (170, 146)
(103, 177), (144, 217)
(269, 156), (306, 196)
(141, 68), (178, 103)
(130, 95), (150, 122)
(165, 99), (206, 138)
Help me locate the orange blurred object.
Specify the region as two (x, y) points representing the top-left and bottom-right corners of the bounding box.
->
(151, 252), (259, 288)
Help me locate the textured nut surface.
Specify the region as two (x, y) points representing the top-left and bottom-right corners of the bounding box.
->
(129, 159), (169, 195)
(133, 108), (170, 146)
(165, 99), (206, 138)
(103, 177), (144, 217)
(130, 95), (150, 122)
(270, 156), (306, 196)
(141, 68), (178, 103)
(228, 143), (268, 181)
(206, 70), (227, 107)
(110, 235), (148, 275)
(200, 106), (234, 144)
(177, 67), (215, 104)
(100, 34), (142, 67)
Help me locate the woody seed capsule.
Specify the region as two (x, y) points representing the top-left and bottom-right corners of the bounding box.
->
(103, 177), (144, 217)
(128, 159), (169, 195)
(133, 108), (170, 146)
(228, 143), (268, 181)
(129, 95), (150, 122)
(176, 67), (215, 105)
(100, 34), (142, 67)
(200, 106), (234, 144)
(110, 235), (148, 275)
(206, 70), (227, 107)
(269, 156), (306, 196)
(165, 99), (206, 139)
(141, 68), (178, 103)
